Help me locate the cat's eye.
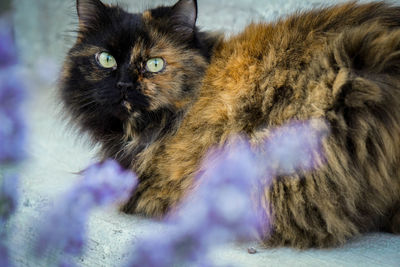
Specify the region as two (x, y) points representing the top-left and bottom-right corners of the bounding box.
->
(146, 58), (165, 73)
(96, 52), (117, 69)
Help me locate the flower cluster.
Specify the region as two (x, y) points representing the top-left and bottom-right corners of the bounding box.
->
(34, 160), (138, 266)
(0, 243), (10, 267)
(0, 174), (19, 225)
(0, 19), (25, 164)
(128, 140), (261, 267)
(0, 15), (26, 267)
(0, 18), (17, 69)
(262, 119), (329, 176)
(128, 119), (328, 266)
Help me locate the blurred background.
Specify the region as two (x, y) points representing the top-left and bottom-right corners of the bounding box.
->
(2, 0), (400, 266)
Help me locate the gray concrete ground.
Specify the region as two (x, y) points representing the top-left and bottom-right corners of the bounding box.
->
(7, 0), (400, 266)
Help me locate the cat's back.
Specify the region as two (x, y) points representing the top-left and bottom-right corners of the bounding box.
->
(186, 2), (400, 247)
(194, 1), (400, 131)
(212, 1), (400, 63)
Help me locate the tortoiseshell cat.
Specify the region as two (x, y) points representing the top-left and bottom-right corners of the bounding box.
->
(60, 0), (400, 248)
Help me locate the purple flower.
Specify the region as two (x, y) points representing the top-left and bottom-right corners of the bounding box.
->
(79, 160), (137, 206)
(128, 140), (262, 267)
(0, 74), (26, 163)
(0, 174), (19, 267)
(127, 120), (328, 266)
(128, 230), (178, 267)
(0, 174), (19, 224)
(0, 241), (11, 267)
(128, 225), (212, 267)
(0, 16), (25, 267)
(0, 18), (25, 164)
(179, 139), (262, 241)
(263, 119), (329, 175)
(0, 19), (17, 68)
(34, 160), (137, 264)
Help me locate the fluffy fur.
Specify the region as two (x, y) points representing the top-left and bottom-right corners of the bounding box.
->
(60, 0), (400, 248)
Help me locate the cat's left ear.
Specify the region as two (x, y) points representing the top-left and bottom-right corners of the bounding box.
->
(171, 0), (198, 34)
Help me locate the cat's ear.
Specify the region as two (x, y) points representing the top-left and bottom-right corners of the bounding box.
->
(171, 0), (198, 34)
(76, 0), (107, 32)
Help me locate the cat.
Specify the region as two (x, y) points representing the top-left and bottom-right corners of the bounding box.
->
(60, 0), (400, 248)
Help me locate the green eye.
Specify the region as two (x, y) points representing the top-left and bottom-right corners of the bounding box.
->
(96, 52), (117, 69)
(146, 58), (165, 73)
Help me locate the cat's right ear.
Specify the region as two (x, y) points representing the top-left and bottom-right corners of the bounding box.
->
(76, 0), (107, 32)
(171, 0), (198, 35)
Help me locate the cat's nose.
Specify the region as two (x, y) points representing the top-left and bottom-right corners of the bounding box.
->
(117, 81), (133, 91)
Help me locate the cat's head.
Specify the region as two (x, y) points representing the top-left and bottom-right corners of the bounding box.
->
(61, 0), (217, 142)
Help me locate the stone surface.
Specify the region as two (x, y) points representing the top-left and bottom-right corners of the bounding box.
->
(7, 0), (400, 266)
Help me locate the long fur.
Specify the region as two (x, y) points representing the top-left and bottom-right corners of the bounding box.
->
(61, 0), (400, 248)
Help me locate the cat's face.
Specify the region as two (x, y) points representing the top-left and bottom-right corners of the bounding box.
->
(61, 0), (210, 139)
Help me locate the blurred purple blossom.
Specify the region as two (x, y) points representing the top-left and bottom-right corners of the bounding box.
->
(127, 228), (198, 267)
(0, 242), (11, 267)
(178, 140), (262, 241)
(127, 140), (261, 267)
(128, 119), (328, 266)
(263, 119), (329, 176)
(0, 19), (17, 68)
(0, 72), (26, 164)
(0, 16), (25, 267)
(0, 174), (19, 225)
(34, 160), (138, 264)
(0, 18), (26, 164)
